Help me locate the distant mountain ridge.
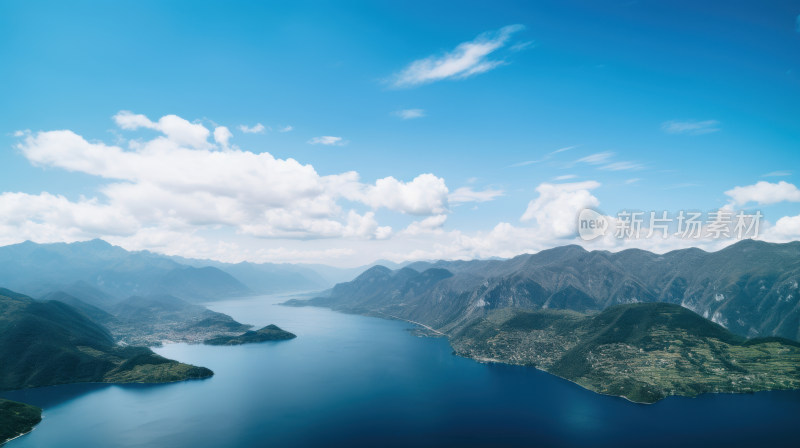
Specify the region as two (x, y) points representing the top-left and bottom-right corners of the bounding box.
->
(0, 239), (250, 303)
(296, 240), (800, 341)
(0, 239), (404, 304)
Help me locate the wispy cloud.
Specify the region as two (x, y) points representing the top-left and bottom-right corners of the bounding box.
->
(391, 24), (524, 88)
(576, 151), (614, 165)
(555, 174), (577, 181)
(625, 178), (641, 184)
(661, 120), (720, 135)
(509, 41), (535, 52)
(239, 123), (267, 134)
(762, 170), (791, 177)
(510, 145), (576, 168)
(600, 161), (644, 171)
(394, 109), (425, 120)
(509, 159), (539, 167)
(449, 186), (504, 204)
(279, 125), (293, 133)
(551, 145), (575, 154)
(571, 151), (643, 171)
(308, 136), (345, 146)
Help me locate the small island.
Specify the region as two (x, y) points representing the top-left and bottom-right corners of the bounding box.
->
(0, 399), (42, 445)
(204, 325), (296, 346)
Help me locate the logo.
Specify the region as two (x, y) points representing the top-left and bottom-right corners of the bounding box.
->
(578, 208), (608, 241)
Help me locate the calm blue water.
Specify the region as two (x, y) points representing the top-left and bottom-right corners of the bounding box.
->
(4, 294), (800, 447)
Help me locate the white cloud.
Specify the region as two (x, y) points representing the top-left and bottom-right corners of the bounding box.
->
(238, 123), (266, 134)
(213, 126), (233, 148)
(394, 109), (425, 120)
(13, 112), (454, 245)
(555, 174), (577, 181)
(402, 214), (448, 236)
(391, 24), (524, 87)
(0, 192), (138, 246)
(661, 120), (720, 135)
(725, 181), (800, 205)
(448, 186), (504, 204)
(576, 152), (613, 165)
(308, 136), (345, 146)
(510, 146), (576, 168)
(551, 146), (575, 154)
(509, 41), (535, 52)
(113, 110), (211, 149)
(520, 181), (601, 238)
(761, 214), (800, 242)
(600, 161), (644, 171)
(762, 171), (791, 177)
(625, 178), (641, 184)
(354, 174), (450, 215)
(279, 125), (293, 133)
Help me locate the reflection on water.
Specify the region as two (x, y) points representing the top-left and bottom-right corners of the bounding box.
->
(4, 293), (800, 448)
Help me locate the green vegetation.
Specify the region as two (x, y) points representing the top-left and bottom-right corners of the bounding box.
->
(452, 303), (800, 403)
(204, 325), (296, 345)
(0, 399), (41, 444)
(0, 289), (213, 391)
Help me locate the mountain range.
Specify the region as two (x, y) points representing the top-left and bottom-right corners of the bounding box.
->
(288, 240), (800, 401)
(299, 240), (800, 341)
(0, 239), (398, 305)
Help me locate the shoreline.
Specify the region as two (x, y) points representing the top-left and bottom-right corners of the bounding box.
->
(2, 422), (39, 446)
(306, 303), (800, 405)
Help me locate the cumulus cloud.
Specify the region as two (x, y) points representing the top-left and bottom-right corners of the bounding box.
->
(238, 123), (266, 134)
(448, 186), (504, 203)
(113, 111), (211, 149)
(520, 181), (601, 238)
(402, 214), (448, 236)
(661, 120), (720, 135)
(308, 136), (345, 146)
(213, 126), (233, 148)
(355, 174), (450, 215)
(391, 24), (524, 87)
(394, 109), (425, 120)
(0, 192), (137, 246)
(725, 181), (800, 205)
(10, 112), (453, 246)
(761, 214), (800, 241)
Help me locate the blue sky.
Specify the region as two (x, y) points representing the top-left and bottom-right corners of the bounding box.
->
(1, 0), (799, 265)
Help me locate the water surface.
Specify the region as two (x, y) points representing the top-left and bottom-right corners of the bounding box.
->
(5, 294), (800, 447)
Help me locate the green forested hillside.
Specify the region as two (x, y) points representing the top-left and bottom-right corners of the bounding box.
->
(0, 399), (41, 444)
(452, 303), (800, 403)
(0, 289), (213, 391)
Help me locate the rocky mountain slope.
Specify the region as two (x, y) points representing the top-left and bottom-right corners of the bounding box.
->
(298, 240), (800, 341)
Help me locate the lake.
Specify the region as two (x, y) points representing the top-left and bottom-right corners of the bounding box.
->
(4, 294), (800, 447)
